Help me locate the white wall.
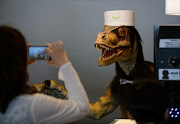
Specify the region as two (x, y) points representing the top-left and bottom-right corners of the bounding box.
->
(0, 0), (180, 123)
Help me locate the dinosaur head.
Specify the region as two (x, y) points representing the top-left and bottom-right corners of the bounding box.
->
(95, 25), (138, 66)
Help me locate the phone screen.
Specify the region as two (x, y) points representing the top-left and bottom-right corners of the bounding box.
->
(28, 46), (51, 60)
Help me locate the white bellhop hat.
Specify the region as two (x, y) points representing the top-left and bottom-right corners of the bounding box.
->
(104, 10), (135, 26)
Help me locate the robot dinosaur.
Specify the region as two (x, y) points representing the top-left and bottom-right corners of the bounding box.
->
(87, 25), (154, 119)
(32, 80), (68, 99)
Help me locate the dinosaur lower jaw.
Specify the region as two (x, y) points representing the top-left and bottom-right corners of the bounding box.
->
(99, 48), (123, 61)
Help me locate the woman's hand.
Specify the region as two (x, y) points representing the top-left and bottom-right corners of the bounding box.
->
(45, 41), (69, 68)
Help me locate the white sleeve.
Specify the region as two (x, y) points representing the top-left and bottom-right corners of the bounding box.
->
(29, 62), (89, 124)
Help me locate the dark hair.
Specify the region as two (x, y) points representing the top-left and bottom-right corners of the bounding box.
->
(0, 26), (29, 113)
(115, 26), (145, 79)
(127, 79), (169, 123)
(109, 26), (154, 98)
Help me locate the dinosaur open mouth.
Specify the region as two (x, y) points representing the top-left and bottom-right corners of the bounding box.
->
(95, 43), (130, 61)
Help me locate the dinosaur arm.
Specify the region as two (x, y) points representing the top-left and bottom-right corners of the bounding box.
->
(33, 80), (68, 99)
(88, 88), (120, 119)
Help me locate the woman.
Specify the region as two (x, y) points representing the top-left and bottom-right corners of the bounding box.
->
(0, 25), (89, 124)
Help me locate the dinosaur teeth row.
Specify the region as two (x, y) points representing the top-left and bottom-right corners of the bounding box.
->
(96, 44), (113, 51)
(102, 53), (116, 60)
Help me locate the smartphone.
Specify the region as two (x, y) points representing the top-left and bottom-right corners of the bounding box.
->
(28, 46), (51, 60)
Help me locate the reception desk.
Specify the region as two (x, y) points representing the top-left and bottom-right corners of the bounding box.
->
(110, 119), (136, 124)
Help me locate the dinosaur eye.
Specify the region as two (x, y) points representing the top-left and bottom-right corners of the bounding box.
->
(119, 31), (124, 36)
(118, 28), (125, 37)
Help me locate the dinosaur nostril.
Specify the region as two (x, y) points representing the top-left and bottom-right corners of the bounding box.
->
(102, 36), (106, 40)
